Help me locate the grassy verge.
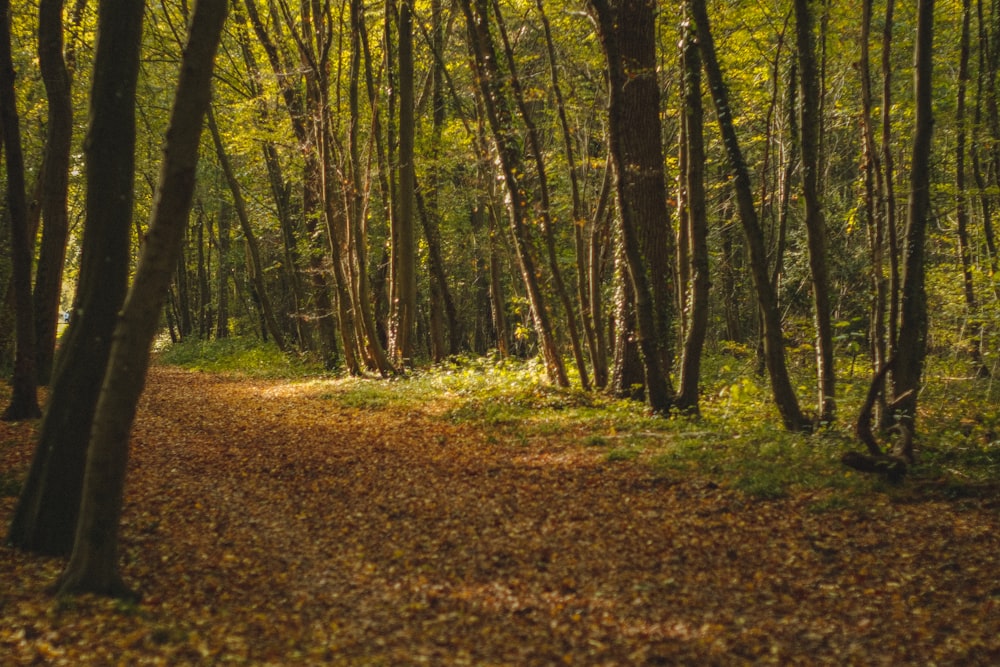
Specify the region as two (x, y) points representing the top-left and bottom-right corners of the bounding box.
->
(158, 339), (1000, 506)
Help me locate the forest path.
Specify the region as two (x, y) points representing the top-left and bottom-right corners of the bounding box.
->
(3, 364), (1000, 664)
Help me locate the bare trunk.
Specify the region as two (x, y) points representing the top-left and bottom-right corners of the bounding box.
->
(57, 0), (226, 597)
(691, 0), (809, 431)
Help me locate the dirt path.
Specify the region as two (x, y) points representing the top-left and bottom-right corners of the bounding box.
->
(3, 366), (1000, 664)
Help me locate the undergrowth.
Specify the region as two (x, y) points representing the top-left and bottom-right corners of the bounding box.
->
(159, 339), (1000, 505)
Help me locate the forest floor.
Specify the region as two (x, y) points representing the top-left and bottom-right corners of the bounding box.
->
(2, 363), (1000, 665)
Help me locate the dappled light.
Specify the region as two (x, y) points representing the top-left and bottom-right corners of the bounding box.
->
(3, 362), (1000, 663)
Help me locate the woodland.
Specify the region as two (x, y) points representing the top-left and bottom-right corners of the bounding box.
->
(1, 0), (1000, 662)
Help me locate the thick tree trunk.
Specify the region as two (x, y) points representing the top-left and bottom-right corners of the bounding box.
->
(0, 0), (40, 421)
(691, 0), (809, 431)
(589, 0), (675, 414)
(7, 0), (144, 555)
(57, 0), (226, 598)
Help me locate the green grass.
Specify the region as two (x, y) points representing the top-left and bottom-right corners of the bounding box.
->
(158, 338), (326, 379)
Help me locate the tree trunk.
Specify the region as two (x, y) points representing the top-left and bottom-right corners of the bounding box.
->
(459, 0), (568, 387)
(536, 0), (605, 388)
(206, 107), (287, 351)
(889, 0), (934, 460)
(972, 0), (1000, 284)
(493, 0), (591, 390)
(342, 0), (393, 375)
(609, 229), (645, 400)
(389, 0), (417, 364)
(33, 0), (74, 386)
(7, 0), (144, 555)
(0, 0), (40, 421)
(216, 199), (231, 338)
(859, 0), (889, 384)
(881, 0), (900, 363)
(794, 0), (836, 423)
(691, 0), (809, 431)
(56, 0), (226, 598)
(675, 11), (710, 416)
(589, 0), (675, 414)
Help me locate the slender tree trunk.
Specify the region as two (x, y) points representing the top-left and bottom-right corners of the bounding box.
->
(33, 0), (74, 386)
(207, 107), (287, 351)
(423, 0), (459, 359)
(589, 161), (614, 384)
(973, 0), (999, 283)
(859, 0), (889, 380)
(955, 0), (977, 310)
(675, 11), (710, 415)
(343, 0), (394, 375)
(175, 242), (194, 339)
(7, 0), (143, 555)
(794, 0), (835, 423)
(881, 0), (900, 362)
(196, 211), (212, 337)
(535, 0), (605, 388)
(955, 0), (988, 376)
(216, 199), (231, 338)
(56, 0), (226, 598)
(691, 0), (809, 431)
(460, 0), (568, 386)
(889, 0), (934, 462)
(493, 0), (591, 390)
(389, 0), (417, 364)
(609, 227), (645, 400)
(0, 0), (40, 421)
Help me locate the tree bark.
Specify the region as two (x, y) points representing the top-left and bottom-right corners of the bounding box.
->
(216, 200), (231, 338)
(0, 0), (41, 421)
(675, 11), (710, 415)
(206, 107), (287, 351)
(33, 0), (74, 385)
(589, 0), (675, 414)
(7, 0), (144, 555)
(690, 0), (809, 431)
(459, 0), (568, 386)
(57, 0), (226, 598)
(794, 0), (835, 423)
(389, 0), (417, 364)
(889, 0), (934, 460)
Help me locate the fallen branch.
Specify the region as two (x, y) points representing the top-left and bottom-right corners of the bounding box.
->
(840, 450), (907, 483)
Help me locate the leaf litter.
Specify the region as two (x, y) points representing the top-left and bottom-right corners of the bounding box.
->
(1, 365), (999, 664)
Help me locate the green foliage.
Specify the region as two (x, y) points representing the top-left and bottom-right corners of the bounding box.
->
(158, 338), (325, 379)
